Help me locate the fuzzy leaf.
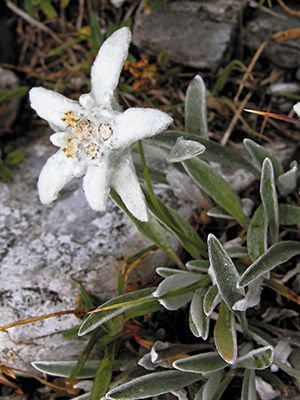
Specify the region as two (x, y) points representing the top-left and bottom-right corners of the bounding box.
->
(194, 370), (224, 400)
(279, 204), (300, 225)
(78, 288), (156, 336)
(106, 370), (202, 399)
(90, 347), (114, 400)
(156, 267), (188, 278)
(143, 188), (207, 258)
(247, 204), (266, 262)
(111, 190), (182, 266)
(208, 234), (244, 309)
(173, 352), (227, 374)
(238, 241), (300, 288)
(185, 75), (208, 138)
(235, 346), (274, 370)
(152, 131), (258, 175)
(243, 139), (283, 177)
(32, 360), (98, 378)
(189, 288), (209, 339)
(214, 301), (237, 364)
(186, 260), (209, 273)
(168, 136), (205, 162)
(278, 161), (298, 196)
(241, 369), (256, 400)
(153, 273), (202, 311)
(260, 158), (279, 245)
(207, 207), (234, 220)
(203, 285), (221, 316)
(183, 159), (248, 226)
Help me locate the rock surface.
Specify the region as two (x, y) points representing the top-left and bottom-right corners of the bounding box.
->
(0, 132), (183, 371)
(0, 67), (24, 132)
(245, 5), (300, 69)
(133, 0), (246, 71)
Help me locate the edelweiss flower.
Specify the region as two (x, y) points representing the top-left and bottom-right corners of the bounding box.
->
(29, 28), (172, 222)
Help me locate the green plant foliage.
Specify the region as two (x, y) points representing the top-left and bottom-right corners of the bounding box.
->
(78, 288), (157, 336)
(243, 139), (283, 177)
(106, 370), (202, 399)
(173, 352), (227, 374)
(214, 301), (237, 364)
(189, 288), (209, 339)
(247, 204), (266, 262)
(183, 159), (248, 226)
(279, 204), (300, 225)
(260, 158), (279, 245)
(241, 369), (256, 400)
(185, 75), (208, 138)
(31, 360), (99, 378)
(239, 241), (300, 287)
(208, 234), (245, 309)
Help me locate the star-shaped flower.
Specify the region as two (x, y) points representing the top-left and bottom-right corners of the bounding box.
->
(29, 27), (172, 222)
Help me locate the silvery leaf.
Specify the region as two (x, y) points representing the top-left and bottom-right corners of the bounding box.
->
(189, 288), (209, 339)
(167, 136), (205, 162)
(278, 161), (298, 196)
(106, 370), (202, 399)
(260, 158), (279, 245)
(208, 234), (244, 309)
(185, 75), (208, 138)
(153, 273), (202, 311)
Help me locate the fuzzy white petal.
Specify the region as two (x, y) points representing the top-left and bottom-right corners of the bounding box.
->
(30, 87), (82, 131)
(83, 161), (111, 212)
(111, 153), (148, 221)
(113, 107), (173, 148)
(293, 102), (300, 118)
(38, 150), (84, 204)
(91, 27), (131, 105)
(50, 132), (68, 147)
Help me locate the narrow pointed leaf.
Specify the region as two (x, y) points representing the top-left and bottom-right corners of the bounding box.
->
(32, 360), (99, 378)
(195, 370), (224, 400)
(186, 260), (209, 273)
(173, 352), (227, 374)
(203, 285), (221, 316)
(278, 161), (298, 196)
(207, 207), (234, 220)
(275, 360), (300, 379)
(185, 75), (208, 138)
(238, 241), (300, 287)
(111, 189), (182, 266)
(235, 346), (274, 370)
(241, 369), (256, 400)
(183, 159), (248, 226)
(90, 346), (114, 400)
(247, 204), (266, 262)
(279, 204), (300, 225)
(106, 370), (202, 399)
(143, 188), (207, 258)
(260, 158), (279, 245)
(189, 288), (209, 339)
(208, 234), (244, 309)
(78, 288), (156, 336)
(168, 136), (205, 162)
(214, 301), (237, 364)
(156, 267), (188, 278)
(243, 139), (283, 177)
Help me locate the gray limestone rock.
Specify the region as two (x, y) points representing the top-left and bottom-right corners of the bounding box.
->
(133, 1), (246, 71)
(0, 132), (182, 371)
(0, 67), (24, 132)
(245, 5), (300, 69)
